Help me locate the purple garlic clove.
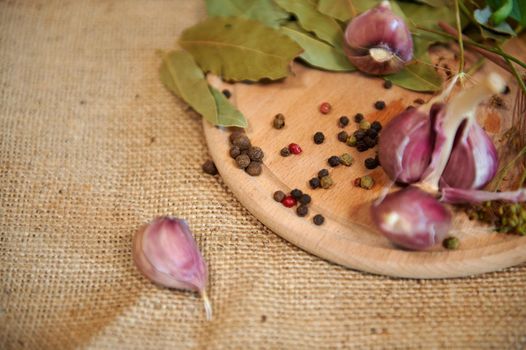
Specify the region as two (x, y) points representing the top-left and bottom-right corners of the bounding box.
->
(344, 1), (413, 75)
(378, 107), (434, 184)
(133, 216), (212, 319)
(441, 122), (498, 189)
(372, 187), (452, 250)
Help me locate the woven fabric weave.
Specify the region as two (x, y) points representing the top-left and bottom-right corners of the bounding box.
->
(0, 1), (525, 349)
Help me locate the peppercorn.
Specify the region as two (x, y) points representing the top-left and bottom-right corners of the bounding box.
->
(364, 136), (376, 148)
(235, 154), (251, 169)
(340, 153), (354, 166)
(366, 128), (378, 139)
(299, 194), (311, 205)
(319, 102), (331, 114)
(503, 85), (510, 95)
(320, 175), (333, 189)
(273, 190), (286, 202)
(296, 205), (309, 217)
(413, 98), (425, 105)
(229, 146), (241, 159)
(318, 169), (329, 178)
(232, 134), (251, 150)
(359, 120), (371, 130)
(313, 132), (325, 144)
(280, 147), (291, 157)
(339, 116), (349, 127)
(370, 121), (382, 132)
(443, 236), (460, 250)
(354, 129), (366, 140)
(291, 188), (303, 199)
(374, 100), (386, 110)
(273, 113), (285, 129)
(313, 214), (325, 225)
(346, 135), (357, 147)
(282, 195), (297, 208)
(354, 113), (364, 123)
(222, 89), (232, 98)
(356, 141), (369, 152)
(383, 80), (393, 89)
(328, 156), (341, 167)
(337, 131), (348, 142)
(202, 160), (218, 175)
(309, 177), (320, 189)
(247, 146), (264, 162)
(229, 130), (244, 144)
(364, 157), (379, 169)
(288, 143), (302, 155)
(357, 175), (374, 189)
(246, 161), (262, 176)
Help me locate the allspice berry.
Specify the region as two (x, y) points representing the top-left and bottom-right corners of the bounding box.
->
(232, 134), (251, 150)
(229, 146), (241, 159)
(229, 130), (245, 143)
(273, 113), (285, 129)
(235, 154), (251, 169)
(202, 160), (218, 175)
(246, 161), (262, 176)
(247, 146), (264, 162)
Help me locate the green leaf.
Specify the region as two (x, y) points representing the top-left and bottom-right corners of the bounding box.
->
(385, 53), (443, 92)
(210, 87), (248, 127)
(398, 2), (456, 32)
(205, 0), (289, 28)
(179, 17), (303, 81)
(159, 50), (217, 122)
(274, 0), (344, 47)
(411, 0), (449, 7)
(474, 6), (516, 36)
(317, 0), (352, 22)
(281, 24), (355, 71)
(487, 0), (526, 26)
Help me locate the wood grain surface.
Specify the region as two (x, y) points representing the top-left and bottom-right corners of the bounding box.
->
(204, 59), (526, 279)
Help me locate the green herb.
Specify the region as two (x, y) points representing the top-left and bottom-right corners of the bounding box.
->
(179, 17), (302, 81)
(385, 52), (443, 92)
(316, 0), (353, 21)
(210, 87), (248, 127)
(205, 0), (289, 28)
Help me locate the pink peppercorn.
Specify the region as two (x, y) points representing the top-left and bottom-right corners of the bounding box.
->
(281, 195), (297, 208)
(288, 143), (302, 155)
(319, 102), (331, 114)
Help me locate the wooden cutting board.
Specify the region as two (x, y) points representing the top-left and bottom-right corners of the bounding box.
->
(203, 60), (526, 279)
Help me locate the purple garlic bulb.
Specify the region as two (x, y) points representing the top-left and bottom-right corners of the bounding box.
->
(441, 122), (499, 189)
(378, 107), (434, 184)
(372, 187), (452, 250)
(344, 1), (413, 75)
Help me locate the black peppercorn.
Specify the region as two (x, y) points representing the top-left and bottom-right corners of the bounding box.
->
(313, 132), (325, 144)
(383, 80), (392, 89)
(229, 146), (241, 159)
(246, 161), (262, 176)
(299, 194), (311, 205)
(328, 156), (341, 167)
(247, 146), (264, 162)
(364, 136), (376, 148)
(318, 169), (329, 178)
(354, 113), (364, 123)
(296, 205), (309, 217)
(356, 141), (369, 152)
(235, 154), (251, 169)
(339, 116), (349, 127)
(291, 188), (303, 199)
(364, 157), (379, 169)
(337, 131), (348, 142)
(366, 128), (378, 138)
(232, 134), (251, 150)
(354, 129), (366, 140)
(280, 147), (291, 157)
(313, 214), (325, 225)
(273, 190), (286, 202)
(309, 177), (320, 189)
(202, 160), (218, 175)
(370, 121), (382, 132)
(222, 89), (232, 98)
(374, 100), (386, 110)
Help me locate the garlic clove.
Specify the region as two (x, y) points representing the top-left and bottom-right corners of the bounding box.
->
(344, 1), (413, 75)
(133, 216), (212, 320)
(372, 187), (452, 250)
(441, 187), (526, 204)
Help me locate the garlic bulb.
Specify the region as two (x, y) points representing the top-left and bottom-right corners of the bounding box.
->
(344, 1), (413, 75)
(133, 216), (212, 320)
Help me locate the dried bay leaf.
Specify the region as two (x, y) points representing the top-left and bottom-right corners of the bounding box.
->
(210, 87), (248, 128)
(179, 17), (303, 81)
(317, 0), (352, 22)
(274, 0), (344, 48)
(205, 0), (289, 28)
(385, 53), (442, 92)
(281, 24), (355, 71)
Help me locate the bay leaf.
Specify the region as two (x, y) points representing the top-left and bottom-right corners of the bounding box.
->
(385, 53), (443, 92)
(210, 87), (248, 128)
(317, 0), (352, 22)
(274, 0), (344, 48)
(281, 24), (355, 71)
(205, 0), (289, 28)
(411, 0), (449, 7)
(159, 50), (218, 123)
(179, 17), (303, 81)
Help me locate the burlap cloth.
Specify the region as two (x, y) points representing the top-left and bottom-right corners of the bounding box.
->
(1, 1), (525, 349)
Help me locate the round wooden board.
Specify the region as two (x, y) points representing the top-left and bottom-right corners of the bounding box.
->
(204, 63), (526, 279)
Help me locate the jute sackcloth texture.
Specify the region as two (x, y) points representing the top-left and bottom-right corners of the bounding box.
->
(0, 1), (525, 349)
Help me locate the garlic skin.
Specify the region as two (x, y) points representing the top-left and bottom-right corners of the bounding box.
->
(133, 216), (212, 319)
(344, 1), (413, 75)
(372, 187), (452, 250)
(378, 107), (433, 184)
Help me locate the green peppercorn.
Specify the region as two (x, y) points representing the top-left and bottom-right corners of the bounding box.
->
(346, 135), (357, 147)
(235, 154), (251, 169)
(442, 236), (460, 250)
(313, 214), (325, 225)
(340, 153), (354, 166)
(359, 120), (371, 130)
(296, 205), (309, 217)
(320, 175), (333, 189)
(246, 161), (262, 176)
(280, 147), (291, 157)
(358, 175), (374, 189)
(247, 146), (264, 162)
